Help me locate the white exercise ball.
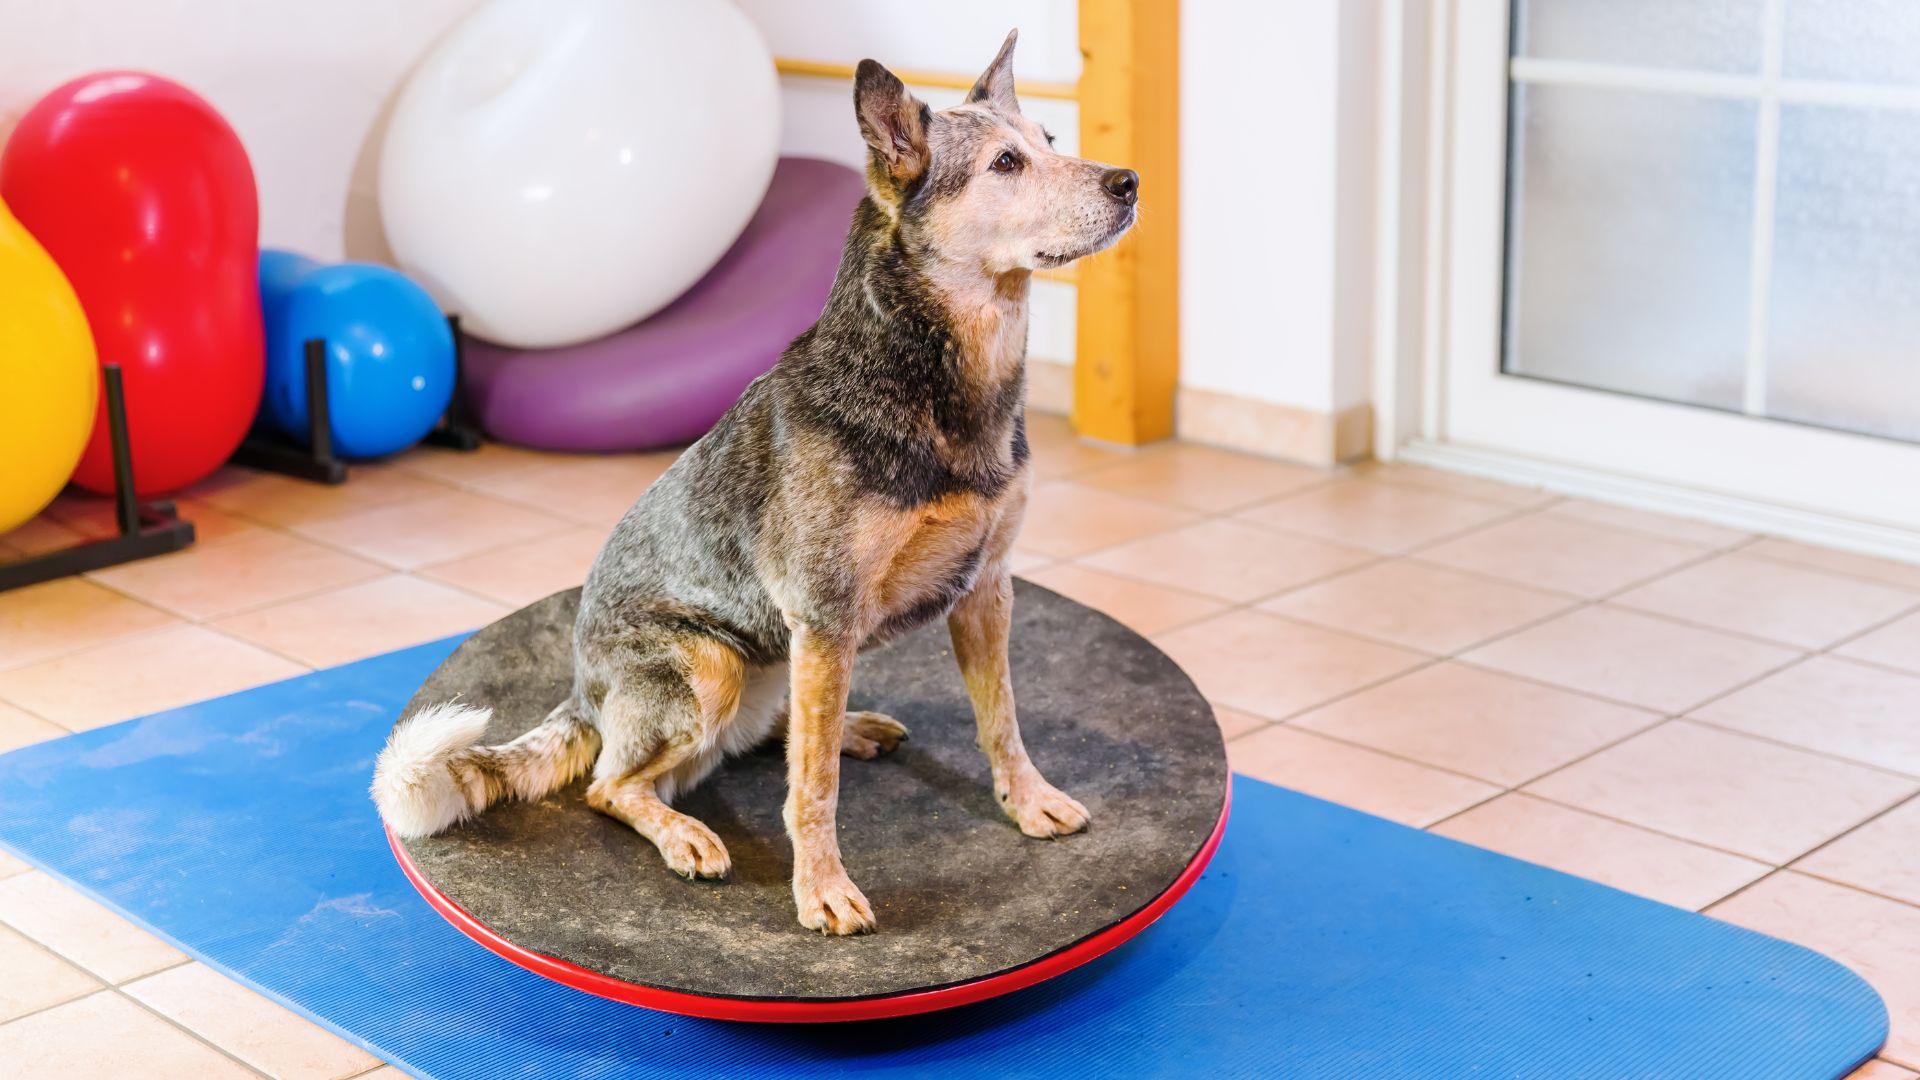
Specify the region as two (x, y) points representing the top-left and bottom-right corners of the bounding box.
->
(379, 0), (780, 349)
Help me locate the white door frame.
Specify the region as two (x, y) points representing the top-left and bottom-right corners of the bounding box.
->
(1376, 0), (1920, 562)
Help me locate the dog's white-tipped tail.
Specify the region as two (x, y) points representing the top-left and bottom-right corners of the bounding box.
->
(371, 702), (494, 839)
(371, 699), (601, 839)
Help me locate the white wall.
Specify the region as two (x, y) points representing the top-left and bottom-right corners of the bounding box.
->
(1180, 0), (1380, 416)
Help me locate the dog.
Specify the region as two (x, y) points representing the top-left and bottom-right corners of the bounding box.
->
(372, 29), (1139, 935)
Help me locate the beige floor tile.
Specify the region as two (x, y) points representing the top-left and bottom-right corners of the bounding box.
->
(1710, 872), (1920, 1069)
(1347, 461), (1557, 507)
(1015, 482), (1198, 559)
(1228, 726), (1498, 827)
(1083, 519), (1373, 603)
(1432, 793), (1769, 910)
(1797, 796), (1920, 908)
(464, 452), (679, 527)
(0, 922), (101, 1021)
(1294, 663), (1659, 786)
(0, 848), (29, 878)
(1462, 606), (1800, 713)
(1613, 553), (1918, 649)
(0, 872), (186, 982)
(1745, 538), (1920, 591)
(387, 439), (561, 487)
(1024, 412), (1132, 479)
(1237, 478), (1516, 554)
(0, 514), (87, 556)
(1693, 657), (1920, 776)
(1262, 560), (1575, 655)
(168, 498), (266, 546)
(1022, 563), (1225, 635)
(419, 526), (607, 608)
(189, 464), (451, 528)
(0, 578), (177, 672)
(42, 491), (262, 548)
(1540, 499), (1753, 548)
(87, 531), (385, 620)
(1213, 705), (1268, 740)
(292, 490), (570, 570)
(1419, 513), (1712, 598)
(1838, 611), (1920, 676)
(0, 701), (65, 753)
(1848, 1060), (1919, 1080)
(0, 990), (253, 1079)
(126, 962), (381, 1080)
(1072, 443), (1328, 512)
(0, 626), (305, 732)
(1525, 721), (1918, 863)
(1154, 610), (1425, 720)
(212, 575), (508, 668)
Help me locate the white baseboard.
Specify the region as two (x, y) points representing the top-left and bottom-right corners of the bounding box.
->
(1399, 439), (1920, 566)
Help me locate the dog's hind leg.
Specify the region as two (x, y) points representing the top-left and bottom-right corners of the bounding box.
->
(589, 742), (732, 880)
(586, 634), (746, 881)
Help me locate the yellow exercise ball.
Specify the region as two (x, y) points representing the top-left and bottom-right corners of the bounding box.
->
(0, 197), (98, 535)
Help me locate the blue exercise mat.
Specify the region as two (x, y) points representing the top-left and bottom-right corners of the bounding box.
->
(0, 637), (1886, 1079)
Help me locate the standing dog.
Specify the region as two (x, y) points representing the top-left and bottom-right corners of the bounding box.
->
(373, 30), (1138, 935)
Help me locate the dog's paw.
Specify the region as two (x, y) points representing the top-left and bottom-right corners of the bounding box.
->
(655, 816), (731, 880)
(794, 872), (877, 935)
(999, 772), (1090, 839)
(840, 711), (908, 760)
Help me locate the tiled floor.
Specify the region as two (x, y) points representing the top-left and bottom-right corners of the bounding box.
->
(1, 413), (1918, 1078)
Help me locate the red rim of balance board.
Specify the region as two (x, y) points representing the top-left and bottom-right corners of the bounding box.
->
(387, 773), (1231, 1023)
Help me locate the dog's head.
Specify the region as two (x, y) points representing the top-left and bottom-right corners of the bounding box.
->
(854, 30), (1137, 277)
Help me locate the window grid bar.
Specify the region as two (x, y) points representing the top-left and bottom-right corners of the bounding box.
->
(1509, 57), (1920, 111)
(1742, 0), (1788, 418)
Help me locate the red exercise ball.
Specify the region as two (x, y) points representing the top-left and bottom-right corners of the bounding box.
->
(0, 71), (263, 495)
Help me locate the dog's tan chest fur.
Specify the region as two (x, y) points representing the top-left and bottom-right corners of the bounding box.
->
(852, 484), (1022, 633)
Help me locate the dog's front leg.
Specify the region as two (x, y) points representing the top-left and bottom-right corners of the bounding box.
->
(948, 571), (1090, 838)
(783, 619), (876, 934)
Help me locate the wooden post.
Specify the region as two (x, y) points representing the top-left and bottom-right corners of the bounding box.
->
(1073, 0), (1180, 446)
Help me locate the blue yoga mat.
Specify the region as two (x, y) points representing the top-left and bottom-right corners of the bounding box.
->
(0, 637), (1886, 1079)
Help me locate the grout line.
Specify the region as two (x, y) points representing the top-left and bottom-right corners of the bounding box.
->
(111, 982), (274, 1078)
(1789, 787), (1920, 867)
(1786, 864), (1920, 914)
(1699, 867), (1790, 914)
(1738, 545), (1920, 591)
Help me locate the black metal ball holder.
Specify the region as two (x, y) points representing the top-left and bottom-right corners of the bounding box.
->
(0, 364), (196, 592)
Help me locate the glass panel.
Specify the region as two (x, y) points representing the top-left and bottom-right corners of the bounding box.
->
(1783, 0), (1920, 86)
(1766, 104), (1920, 443)
(1513, 0), (1766, 74)
(1504, 84), (1757, 411)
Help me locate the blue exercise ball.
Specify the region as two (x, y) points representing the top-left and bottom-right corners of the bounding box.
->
(258, 249), (455, 459)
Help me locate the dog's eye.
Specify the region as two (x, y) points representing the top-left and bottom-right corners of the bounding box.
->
(990, 150), (1021, 174)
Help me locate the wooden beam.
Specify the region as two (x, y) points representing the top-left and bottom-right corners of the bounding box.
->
(774, 58), (1079, 101)
(1073, 0), (1180, 445)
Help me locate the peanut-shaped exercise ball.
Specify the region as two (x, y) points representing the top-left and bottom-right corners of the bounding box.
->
(0, 71), (264, 496)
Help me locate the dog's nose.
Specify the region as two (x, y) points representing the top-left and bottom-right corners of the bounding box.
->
(1102, 168), (1139, 205)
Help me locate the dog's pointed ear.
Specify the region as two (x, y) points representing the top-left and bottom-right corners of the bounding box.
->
(967, 29), (1020, 114)
(855, 60), (930, 189)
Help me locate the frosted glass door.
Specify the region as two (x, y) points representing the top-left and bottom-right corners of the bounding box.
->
(1503, 0), (1920, 443)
